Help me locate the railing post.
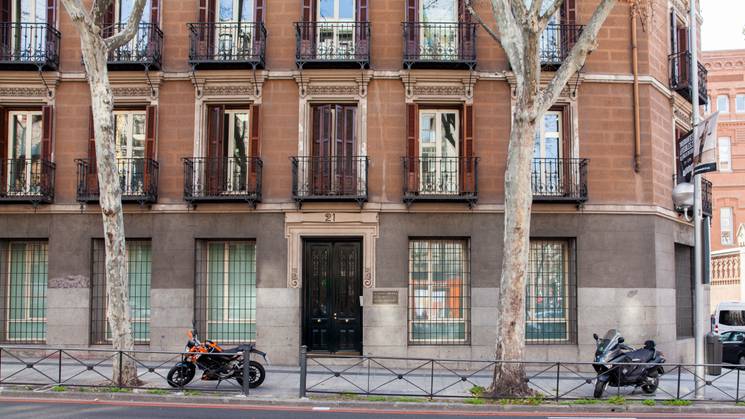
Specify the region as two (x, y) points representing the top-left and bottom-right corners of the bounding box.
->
(555, 362), (560, 401)
(58, 349), (62, 384)
(298, 345), (307, 398)
(429, 360), (434, 400)
(676, 365), (682, 400)
(242, 348), (250, 396)
(737, 368), (741, 403)
(118, 351), (123, 388)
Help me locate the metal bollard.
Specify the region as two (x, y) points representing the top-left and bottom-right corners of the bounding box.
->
(299, 345), (307, 398)
(243, 348), (250, 396)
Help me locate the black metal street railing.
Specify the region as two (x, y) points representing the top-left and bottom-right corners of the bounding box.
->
(669, 51), (708, 106)
(188, 22), (266, 68)
(702, 177), (712, 217)
(532, 158), (588, 203)
(291, 156), (368, 207)
(0, 159), (55, 204)
(76, 158), (159, 204)
(0, 23), (60, 69)
(539, 23), (583, 68)
(295, 22), (370, 68)
(183, 157), (262, 206)
(106, 23), (163, 69)
(403, 22), (476, 68)
(402, 156), (478, 207)
(300, 348), (745, 403)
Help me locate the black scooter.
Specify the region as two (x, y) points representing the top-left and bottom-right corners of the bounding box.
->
(592, 329), (666, 398)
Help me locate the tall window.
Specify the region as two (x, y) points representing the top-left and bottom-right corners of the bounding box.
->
(317, 0), (355, 59)
(12, 0), (48, 59)
(719, 137), (732, 172)
(115, 0), (153, 59)
(419, 109), (459, 194)
(195, 241), (257, 343)
(0, 241), (47, 343)
(6, 111), (42, 195)
(717, 95), (729, 114)
(215, 0), (254, 59)
(408, 239), (469, 344)
(533, 111), (564, 196)
(223, 109), (250, 193)
(737, 94), (745, 113)
(306, 104), (359, 196)
(114, 110), (147, 195)
(91, 240), (151, 344)
(526, 239), (576, 344)
(721, 207), (734, 245)
(420, 0), (458, 59)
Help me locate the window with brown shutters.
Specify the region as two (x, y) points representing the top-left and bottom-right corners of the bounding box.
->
(403, 0), (476, 66)
(307, 104), (359, 196)
(296, 0), (370, 65)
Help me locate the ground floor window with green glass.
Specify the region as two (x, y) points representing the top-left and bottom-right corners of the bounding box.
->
(90, 240), (151, 344)
(526, 239), (577, 344)
(195, 241), (256, 344)
(0, 241), (47, 343)
(408, 239), (470, 344)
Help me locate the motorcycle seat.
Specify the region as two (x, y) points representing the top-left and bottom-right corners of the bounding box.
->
(625, 348), (655, 363)
(222, 344), (254, 354)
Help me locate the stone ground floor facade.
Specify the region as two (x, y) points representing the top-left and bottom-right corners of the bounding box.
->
(0, 210), (700, 365)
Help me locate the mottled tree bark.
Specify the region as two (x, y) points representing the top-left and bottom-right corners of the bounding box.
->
(466, 0), (619, 397)
(60, 0), (146, 387)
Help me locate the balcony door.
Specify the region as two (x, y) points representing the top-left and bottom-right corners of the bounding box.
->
(310, 104), (357, 196)
(11, 0), (47, 60)
(113, 110), (146, 195)
(214, 0), (254, 59)
(420, 0), (458, 59)
(419, 109), (459, 195)
(6, 111), (42, 195)
(533, 111), (563, 196)
(221, 109), (250, 194)
(539, 3), (561, 63)
(113, 0), (152, 59)
(316, 0), (354, 59)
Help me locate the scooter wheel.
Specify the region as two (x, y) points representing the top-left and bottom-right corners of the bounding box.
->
(641, 371), (659, 394)
(166, 364), (195, 388)
(236, 360), (266, 389)
(594, 379), (608, 398)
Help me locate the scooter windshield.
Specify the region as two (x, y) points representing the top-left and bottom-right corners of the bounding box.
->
(597, 329), (621, 353)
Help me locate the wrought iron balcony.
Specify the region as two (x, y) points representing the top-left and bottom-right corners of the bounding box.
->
(0, 23), (60, 70)
(668, 51), (708, 106)
(0, 159), (55, 204)
(106, 23), (163, 70)
(183, 157), (262, 207)
(295, 22), (370, 68)
(76, 158), (159, 205)
(291, 156), (368, 208)
(402, 22), (476, 69)
(402, 156), (478, 207)
(188, 22), (266, 68)
(539, 23), (583, 68)
(531, 158), (588, 203)
(702, 177), (712, 217)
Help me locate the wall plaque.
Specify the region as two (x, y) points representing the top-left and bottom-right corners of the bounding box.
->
(372, 290), (399, 305)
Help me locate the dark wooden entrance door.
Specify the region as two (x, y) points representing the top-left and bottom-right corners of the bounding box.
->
(303, 239), (362, 353)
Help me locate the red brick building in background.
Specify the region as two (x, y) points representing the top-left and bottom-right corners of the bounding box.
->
(0, 0), (711, 363)
(703, 50), (745, 311)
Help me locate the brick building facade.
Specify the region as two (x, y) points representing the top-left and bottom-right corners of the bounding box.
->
(0, 0), (706, 364)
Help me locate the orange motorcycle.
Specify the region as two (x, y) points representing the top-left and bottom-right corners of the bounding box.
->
(166, 329), (267, 389)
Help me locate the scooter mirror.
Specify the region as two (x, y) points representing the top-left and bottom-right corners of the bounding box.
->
(593, 333), (598, 341)
(618, 337), (625, 343)
(187, 330), (193, 339)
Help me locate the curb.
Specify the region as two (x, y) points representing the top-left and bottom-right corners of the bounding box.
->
(2, 389), (745, 415)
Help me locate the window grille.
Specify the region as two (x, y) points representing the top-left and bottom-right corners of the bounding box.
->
(195, 240), (257, 344)
(90, 240), (152, 344)
(408, 239), (470, 345)
(0, 241), (48, 343)
(675, 244), (694, 339)
(526, 239), (577, 344)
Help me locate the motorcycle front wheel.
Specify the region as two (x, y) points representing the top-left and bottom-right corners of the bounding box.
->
(641, 371), (659, 394)
(167, 364), (196, 388)
(235, 360), (266, 389)
(593, 379), (608, 398)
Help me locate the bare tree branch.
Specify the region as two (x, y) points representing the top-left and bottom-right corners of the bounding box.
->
(537, 0), (618, 115)
(61, 0), (93, 30)
(104, 0), (147, 51)
(528, 0), (543, 16)
(91, 0), (112, 28)
(465, 0), (503, 43)
(468, 0), (526, 74)
(538, 0), (565, 31)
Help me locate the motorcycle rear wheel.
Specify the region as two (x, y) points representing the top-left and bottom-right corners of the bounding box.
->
(235, 360), (266, 389)
(167, 364), (196, 388)
(593, 379), (608, 398)
(641, 371), (659, 394)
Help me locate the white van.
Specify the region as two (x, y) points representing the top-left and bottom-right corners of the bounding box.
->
(713, 301), (745, 335)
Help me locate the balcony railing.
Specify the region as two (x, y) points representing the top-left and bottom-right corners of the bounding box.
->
(531, 158), (588, 203)
(0, 23), (60, 69)
(295, 22), (370, 68)
(668, 51), (708, 105)
(702, 177), (712, 217)
(76, 158), (159, 204)
(188, 22), (266, 68)
(183, 157), (262, 206)
(539, 23), (583, 68)
(106, 23), (163, 69)
(0, 159), (54, 204)
(402, 22), (476, 68)
(402, 156), (478, 207)
(291, 156), (368, 207)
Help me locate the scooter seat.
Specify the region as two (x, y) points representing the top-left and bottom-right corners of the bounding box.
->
(625, 348), (655, 363)
(222, 344), (253, 354)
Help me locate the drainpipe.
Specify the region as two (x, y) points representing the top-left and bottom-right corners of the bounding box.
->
(631, 9), (641, 173)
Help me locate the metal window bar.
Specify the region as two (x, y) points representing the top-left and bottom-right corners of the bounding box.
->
(402, 22), (476, 64)
(90, 240), (152, 345)
(291, 156), (368, 201)
(526, 239), (577, 344)
(76, 158), (159, 204)
(408, 239), (470, 345)
(0, 241), (48, 344)
(531, 158), (588, 202)
(295, 21), (370, 65)
(539, 23), (583, 67)
(188, 21), (266, 66)
(183, 157), (262, 204)
(106, 23), (163, 68)
(0, 159), (55, 202)
(668, 51), (708, 106)
(195, 240), (257, 344)
(0, 22), (60, 68)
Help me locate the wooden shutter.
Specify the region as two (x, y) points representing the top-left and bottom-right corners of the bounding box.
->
(302, 0), (314, 22)
(669, 9), (677, 54)
(87, 107), (98, 191)
(206, 105), (225, 194)
(356, 0), (368, 57)
(677, 26), (688, 82)
(151, 0), (159, 26)
(1, 0), (10, 56)
(560, 106), (572, 197)
(405, 0), (418, 60)
(461, 104), (474, 193)
(406, 103), (419, 192)
(255, 0), (264, 22)
(0, 107), (6, 194)
(41, 105), (54, 194)
(1, 0), (10, 23)
(335, 106), (357, 194)
(47, 0), (56, 26)
(561, 0), (576, 25)
(198, 0), (216, 22)
(311, 105), (332, 194)
(300, 0), (315, 57)
(103, 3), (115, 37)
(357, 0), (367, 21)
(144, 105), (157, 193)
(250, 105), (260, 174)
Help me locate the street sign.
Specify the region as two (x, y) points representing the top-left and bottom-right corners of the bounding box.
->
(678, 111), (719, 181)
